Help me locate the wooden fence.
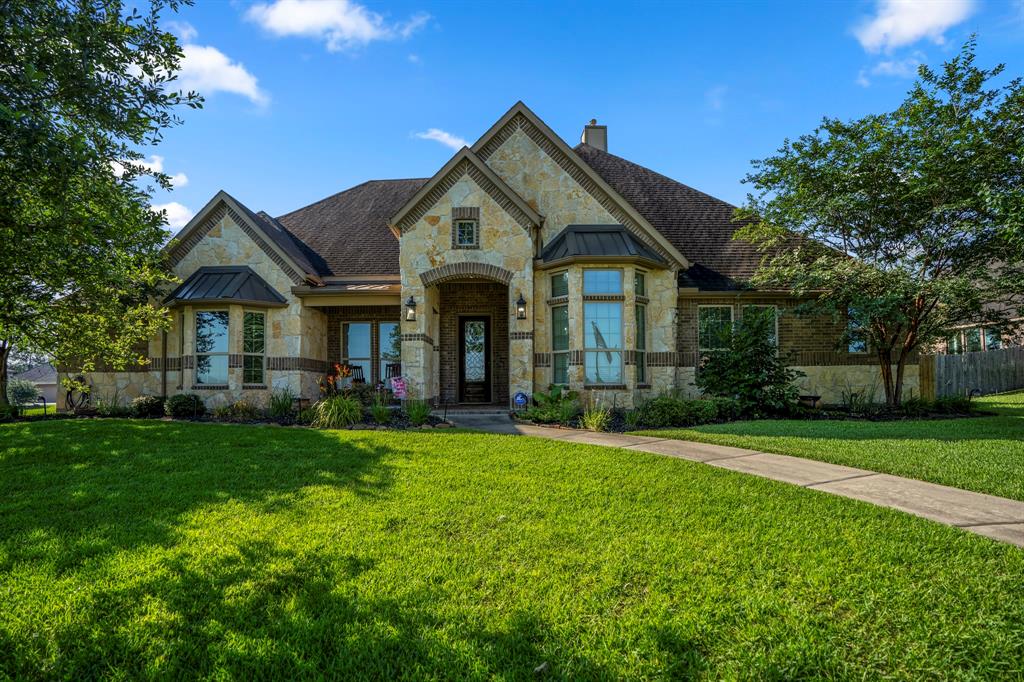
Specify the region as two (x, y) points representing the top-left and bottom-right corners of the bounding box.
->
(920, 346), (1024, 399)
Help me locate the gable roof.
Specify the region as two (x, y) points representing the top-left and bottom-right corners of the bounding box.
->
(574, 143), (762, 290)
(540, 225), (667, 269)
(163, 266), (287, 307)
(12, 363), (57, 384)
(471, 101), (690, 269)
(389, 147), (542, 233)
(277, 179), (426, 277)
(167, 190), (321, 285)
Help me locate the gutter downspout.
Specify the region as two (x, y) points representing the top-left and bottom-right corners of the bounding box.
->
(161, 330), (168, 397)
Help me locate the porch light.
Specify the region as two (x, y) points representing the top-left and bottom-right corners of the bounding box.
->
(515, 293), (527, 320)
(405, 296), (417, 322)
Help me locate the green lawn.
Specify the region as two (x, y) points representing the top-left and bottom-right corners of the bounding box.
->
(632, 391), (1024, 502)
(17, 404), (56, 417)
(2, 421), (1024, 679)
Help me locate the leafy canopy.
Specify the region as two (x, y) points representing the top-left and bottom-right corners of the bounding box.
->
(735, 39), (1024, 404)
(0, 0), (201, 401)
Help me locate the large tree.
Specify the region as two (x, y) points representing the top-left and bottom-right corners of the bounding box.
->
(736, 39), (1024, 405)
(0, 0), (201, 407)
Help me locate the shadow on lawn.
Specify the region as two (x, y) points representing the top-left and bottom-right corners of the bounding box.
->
(0, 420), (406, 568)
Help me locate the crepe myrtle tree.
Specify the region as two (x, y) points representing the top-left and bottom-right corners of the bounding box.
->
(0, 0), (202, 406)
(735, 39), (1024, 405)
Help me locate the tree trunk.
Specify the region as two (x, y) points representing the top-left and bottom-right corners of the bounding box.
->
(0, 341), (10, 409)
(877, 348), (896, 406)
(893, 352), (908, 407)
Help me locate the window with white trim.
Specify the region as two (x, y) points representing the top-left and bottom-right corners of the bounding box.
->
(243, 311), (266, 384)
(847, 309), (868, 354)
(698, 305), (733, 352)
(195, 311), (229, 385)
(984, 327), (1002, 351)
(965, 327), (983, 353)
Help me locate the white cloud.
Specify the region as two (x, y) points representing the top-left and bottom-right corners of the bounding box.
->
(246, 0), (430, 51)
(705, 85), (728, 111)
(414, 128), (467, 151)
(151, 202), (194, 230)
(111, 155), (188, 187)
(408, 53), (421, 64)
(855, 0), (974, 53)
(856, 53), (924, 87)
(179, 44), (268, 106)
(856, 70), (872, 87)
(166, 20), (198, 42)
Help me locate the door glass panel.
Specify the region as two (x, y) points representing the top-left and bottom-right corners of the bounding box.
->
(464, 321), (486, 382)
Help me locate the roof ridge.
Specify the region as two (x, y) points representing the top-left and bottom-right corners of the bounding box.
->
(276, 177), (429, 220)
(575, 143), (738, 210)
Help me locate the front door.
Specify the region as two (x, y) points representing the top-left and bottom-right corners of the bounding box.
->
(459, 316), (491, 403)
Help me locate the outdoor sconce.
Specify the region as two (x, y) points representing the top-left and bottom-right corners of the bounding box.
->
(515, 293), (528, 320)
(405, 296), (417, 322)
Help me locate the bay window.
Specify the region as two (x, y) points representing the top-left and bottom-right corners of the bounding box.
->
(243, 312), (266, 384)
(195, 311), (229, 385)
(583, 269), (623, 384)
(552, 305), (569, 384)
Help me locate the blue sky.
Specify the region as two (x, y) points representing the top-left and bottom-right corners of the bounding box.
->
(147, 0), (1024, 229)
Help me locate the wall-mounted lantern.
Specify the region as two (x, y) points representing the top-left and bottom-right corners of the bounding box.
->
(405, 296), (417, 322)
(515, 293), (528, 320)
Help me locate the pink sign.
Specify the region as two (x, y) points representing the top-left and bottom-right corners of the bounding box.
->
(391, 376), (407, 400)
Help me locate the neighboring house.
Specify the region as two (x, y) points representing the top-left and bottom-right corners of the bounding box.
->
(12, 363), (57, 404)
(60, 102), (916, 409)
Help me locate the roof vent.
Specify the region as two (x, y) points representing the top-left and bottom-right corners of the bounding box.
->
(581, 118), (607, 152)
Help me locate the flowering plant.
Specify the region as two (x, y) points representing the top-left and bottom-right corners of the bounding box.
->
(318, 363), (354, 397)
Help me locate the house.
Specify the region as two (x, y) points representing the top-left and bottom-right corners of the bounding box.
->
(60, 102), (919, 410)
(12, 363), (58, 404)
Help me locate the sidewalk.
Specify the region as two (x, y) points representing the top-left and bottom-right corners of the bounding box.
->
(449, 414), (1024, 548)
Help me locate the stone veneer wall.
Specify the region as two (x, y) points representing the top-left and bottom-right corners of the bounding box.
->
(437, 282), (510, 404)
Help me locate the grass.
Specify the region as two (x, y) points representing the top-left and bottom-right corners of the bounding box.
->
(18, 404), (55, 417)
(2, 420), (1024, 679)
(632, 391), (1024, 502)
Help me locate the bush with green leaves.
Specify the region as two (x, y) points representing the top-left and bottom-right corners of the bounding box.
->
(6, 379), (39, 409)
(269, 388), (296, 419)
(636, 396), (690, 428)
(405, 399), (432, 426)
(128, 395), (165, 418)
(212, 399), (264, 423)
(707, 397), (744, 421)
(165, 394), (206, 419)
(312, 395), (362, 429)
(695, 313), (802, 414)
(523, 384), (579, 424)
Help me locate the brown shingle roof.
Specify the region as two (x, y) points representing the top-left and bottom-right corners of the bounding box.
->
(276, 179), (427, 277)
(573, 143), (762, 290)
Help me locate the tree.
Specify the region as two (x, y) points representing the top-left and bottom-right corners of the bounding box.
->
(0, 0), (202, 407)
(735, 39), (1024, 405)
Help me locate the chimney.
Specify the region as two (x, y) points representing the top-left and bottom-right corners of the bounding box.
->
(581, 118), (607, 152)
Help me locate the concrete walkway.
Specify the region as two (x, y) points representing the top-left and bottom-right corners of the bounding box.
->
(448, 414), (1024, 548)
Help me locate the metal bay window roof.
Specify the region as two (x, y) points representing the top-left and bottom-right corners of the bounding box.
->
(539, 225), (668, 268)
(164, 266), (288, 307)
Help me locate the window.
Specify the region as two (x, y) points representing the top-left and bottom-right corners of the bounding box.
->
(243, 312), (265, 384)
(947, 332), (964, 354)
(743, 305), (778, 346)
(379, 321), (401, 381)
(985, 327), (1002, 351)
(583, 269), (622, 295)
(966, 327), (983, 353)
(636, 303), (647, 384)
(634, 271), (646, 297)
(342, 322), (372, 382)
(551, 271), (568, 298)
(454, 220), (479, 248)
(698, 306), (733, 351)
(195, 311), (229, 385)
(847, 310), (868, 354)
(584, 301), (622, 384)
(551, 305), (569, 384)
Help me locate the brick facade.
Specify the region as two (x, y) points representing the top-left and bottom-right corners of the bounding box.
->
(438, 282), (510, 404)
(325, 305), (402, 385)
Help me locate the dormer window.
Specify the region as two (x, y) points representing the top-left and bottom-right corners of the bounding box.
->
(451, 207), (481, 249)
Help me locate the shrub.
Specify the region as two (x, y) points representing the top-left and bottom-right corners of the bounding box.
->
(580, 403), (611, 431)
(269, 388), (296, 419)
(129, 395), (165, 418)
(297, 406), (316, 425)
(371, 395), (390, 425)
(212, 399), (264, 422)
(688, 399), (719, 425)
(95, 399), (130, 417)
(405, 399), (432, 426)
(934, 395), (972, 414)
(707, 397), (743, 421)
(524, 384), (580, 424)
(312, 395), (362, 429)
(623, 408), (643, 431)
(165, 393), (205, 419)
(695, 313), (802, 414)
(6, 378), (38, 409)
(0, 404), (17, 421)
(637, 396), (689, 428)
(347, 383), (378, 407)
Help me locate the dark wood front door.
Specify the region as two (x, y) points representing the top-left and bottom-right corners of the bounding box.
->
(458, 316), (491, 403)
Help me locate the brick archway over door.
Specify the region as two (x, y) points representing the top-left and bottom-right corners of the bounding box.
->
(419, 262), (514, 288)
(438, 282), (509, 404)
